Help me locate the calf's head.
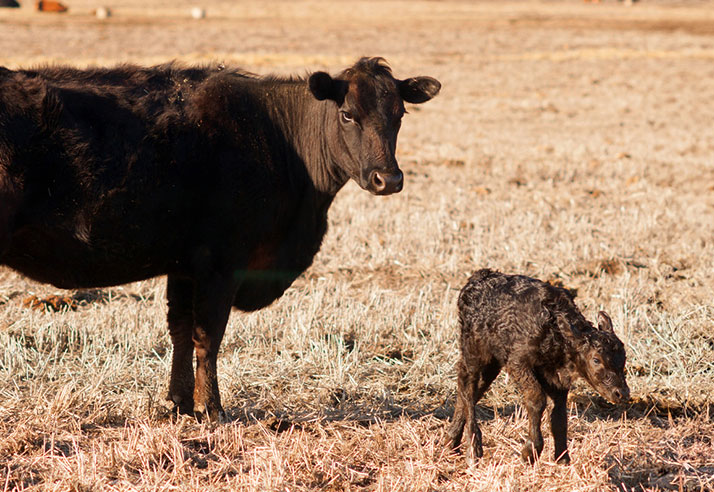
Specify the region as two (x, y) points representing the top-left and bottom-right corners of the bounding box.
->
(574, 311), (630, 404)
(308, 57), (440, 195)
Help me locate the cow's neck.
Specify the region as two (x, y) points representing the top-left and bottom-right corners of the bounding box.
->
(265, 83), (349, 199)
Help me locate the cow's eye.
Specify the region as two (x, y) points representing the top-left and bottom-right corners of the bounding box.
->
(592, 357), (601, 365)
(340, 111), (354, 124)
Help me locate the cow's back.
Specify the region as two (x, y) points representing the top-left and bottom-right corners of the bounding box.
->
(0, 64), (276, 289)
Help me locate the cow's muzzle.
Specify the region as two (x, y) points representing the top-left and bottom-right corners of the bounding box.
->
(368, 169), (403, 195)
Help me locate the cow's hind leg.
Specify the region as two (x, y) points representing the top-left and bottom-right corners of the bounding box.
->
(166, 275), (196, 415)
(191, 273), (238, 423)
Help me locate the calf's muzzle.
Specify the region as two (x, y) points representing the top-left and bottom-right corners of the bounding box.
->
(611, 383), (630, 404)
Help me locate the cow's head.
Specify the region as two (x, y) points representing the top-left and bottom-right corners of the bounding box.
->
(308, 57), (440, 195)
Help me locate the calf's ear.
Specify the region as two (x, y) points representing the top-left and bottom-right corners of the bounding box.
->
(308, 72), (347, 105)
(557, 313), (581, 338)
(399, 76), (441, 104)
(597, 311), (614, 332)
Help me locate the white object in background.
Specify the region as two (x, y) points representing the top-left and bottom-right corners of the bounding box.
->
(95, 6), (111, 19)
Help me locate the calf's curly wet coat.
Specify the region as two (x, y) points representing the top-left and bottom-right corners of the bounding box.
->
(447, 269), (629, 465)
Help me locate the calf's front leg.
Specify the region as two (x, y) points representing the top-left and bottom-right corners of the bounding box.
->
(549, 388), (570, 464)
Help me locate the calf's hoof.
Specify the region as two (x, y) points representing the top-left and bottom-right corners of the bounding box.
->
(521, 441), (542, 465)
(445, 429), (463, 452)
(464, 444), (483, 466)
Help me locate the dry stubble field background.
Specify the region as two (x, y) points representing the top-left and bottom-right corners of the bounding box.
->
(1, 1), (714, 490)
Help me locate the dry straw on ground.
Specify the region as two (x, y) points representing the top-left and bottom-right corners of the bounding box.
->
(1, 1), (713, 490)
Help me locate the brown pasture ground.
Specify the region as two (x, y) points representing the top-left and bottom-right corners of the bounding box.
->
(1, 1), (713, 490)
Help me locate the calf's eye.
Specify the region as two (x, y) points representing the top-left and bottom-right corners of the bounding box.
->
(340, 111), (354, 124)
(592, 357), (601, 365)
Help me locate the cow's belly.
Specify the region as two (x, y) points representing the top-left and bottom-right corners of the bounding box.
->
(231, 268), (302, 311)
(1, 226), (176, 288)
(231, 231), (322, 312)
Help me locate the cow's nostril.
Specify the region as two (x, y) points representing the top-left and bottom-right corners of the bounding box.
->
(371, 171), (386, 192)
(369, 170), (403, 195)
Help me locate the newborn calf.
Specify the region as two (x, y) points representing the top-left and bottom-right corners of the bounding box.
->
(447, 269), (629, 465)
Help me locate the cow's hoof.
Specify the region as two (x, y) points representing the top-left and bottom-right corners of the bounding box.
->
(167, 394), (194, 416)
(194, 403), (227, 424)
(556, 451), (571, 465)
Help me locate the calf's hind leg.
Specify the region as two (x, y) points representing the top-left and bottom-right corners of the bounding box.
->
(166, 275), (196, 415)
(447, 356), (500, 465)
(446, 360), (473, 456)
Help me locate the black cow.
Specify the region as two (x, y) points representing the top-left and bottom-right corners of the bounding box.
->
(0, 57), (440, 421)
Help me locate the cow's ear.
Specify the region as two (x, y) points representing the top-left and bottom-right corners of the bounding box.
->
(597, 311), (614, 332)
(399, 76), (441, 104)
(308, 72), (347, 104)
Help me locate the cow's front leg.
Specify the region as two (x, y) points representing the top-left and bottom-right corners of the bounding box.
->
(192, 274), (238, 423)
(166, 275), (196, 415)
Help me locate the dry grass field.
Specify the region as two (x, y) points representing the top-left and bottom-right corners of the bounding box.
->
(1, 1), (714, 490)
